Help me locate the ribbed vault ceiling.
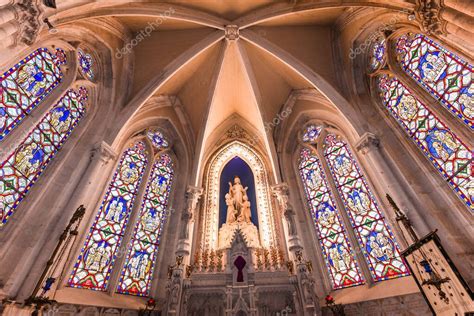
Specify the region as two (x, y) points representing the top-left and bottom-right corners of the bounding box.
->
(46, 0), (416, 176)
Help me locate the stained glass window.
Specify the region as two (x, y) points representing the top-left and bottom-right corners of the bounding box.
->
(378, 74), (473, 210)
(0, 88), (87, 226)
(302, 125), (322, 143)
(117, 154), (174, 296)
(68, 142), (148, 291)
(299, 148), (364, 289)
(396, 33), (473, 129)
(323, 134), (410, 281)
(1, 47), (65, 141)
(77, 49), (94, 81)
(369, 37), (386, 71)
(146, 130), (169, 150)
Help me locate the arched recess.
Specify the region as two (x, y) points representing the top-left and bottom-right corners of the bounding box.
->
(51, 101), (191, 304)
(0, 23), (128, 300)
(274, 92), (425, 296)
(200, 139), (278, 251)
(349, 22), (474, 286)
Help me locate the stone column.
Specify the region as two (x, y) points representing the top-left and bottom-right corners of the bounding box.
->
(51, 141), (116, 290)
(355, 133), (430, 241)
(271, 183), (302, 254)
(175, 186), (203, 260)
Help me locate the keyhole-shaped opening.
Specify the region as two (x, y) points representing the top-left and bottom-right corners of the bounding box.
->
(234, 256), (246, 282)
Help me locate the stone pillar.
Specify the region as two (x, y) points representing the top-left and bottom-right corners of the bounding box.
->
(175, 186), (203, 260)
(165, 256), (186, 316)
(291, 250), (320, 316)
(271, 183), (302, 254)
(355, 133), (430, 241)
(53, 142), (116, 287)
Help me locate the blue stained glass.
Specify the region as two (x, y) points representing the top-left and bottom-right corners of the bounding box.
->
(78, 49), (94, 81)
(0, 88), (87, 226)
(69, 142), (148, 291)
(299, 148), (364, 289)
(117, 154), (174, 296)
(396, 33), (473, 129)
(0, 48), (65, 141)
(324, 134), (410, 281)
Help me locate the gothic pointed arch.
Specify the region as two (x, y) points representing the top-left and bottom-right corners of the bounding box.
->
(201, 139), (277, 250)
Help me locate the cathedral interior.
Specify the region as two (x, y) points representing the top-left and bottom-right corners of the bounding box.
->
(0, 0), (473, 315)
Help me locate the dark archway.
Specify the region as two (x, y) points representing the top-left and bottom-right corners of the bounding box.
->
(219, 156), (258, 228)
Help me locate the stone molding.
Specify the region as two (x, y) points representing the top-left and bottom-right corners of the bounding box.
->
(414, 0), (447, 36)
(356, 132), (380, 155)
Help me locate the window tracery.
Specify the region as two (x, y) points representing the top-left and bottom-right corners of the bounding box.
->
(0, 87), (87, 226)
(298, 126), (409, 289)
(146, 129), (169, 150)
(299, 147), (364, 289)
(117, 154), (174, 296)
(396, 33), (472, 128)
(368, 32), (473, 211)
(369, 36), (386, 71)
(1, 47), (66, 141)
(70, 133), (175, 294)
(69, 142), (149, 290)
(77, 48), (95, 81)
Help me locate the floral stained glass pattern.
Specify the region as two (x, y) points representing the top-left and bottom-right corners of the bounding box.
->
(0, 48), (65, 141)
(117, 154), (174, 296)
(78, 49), (94, 81)
(378, 74), (473, 210)
(146, 130), (169, 150)
(68, 142), (148, 291)
(299, 148), (364, 289)
(0, 88), (87, 226)
(396, 33), (473, 128)
(302, 125), (322, 143)
(324, 134), (410, 281)
(369, 37), (386, 71)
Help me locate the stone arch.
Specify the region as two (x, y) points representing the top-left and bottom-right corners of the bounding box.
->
(201, 140), (277, 250)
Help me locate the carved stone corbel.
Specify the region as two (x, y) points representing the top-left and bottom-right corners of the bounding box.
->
(14, 0), (44, 45)
(179, 186), (203, 240)
(414, 0), (447, 36)
(91, 141), (117, 164)
(356, 132), (380, 155)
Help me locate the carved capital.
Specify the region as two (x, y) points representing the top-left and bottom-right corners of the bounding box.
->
(92, 141), (116, 164)
(14, 0), (44, 46)
(414, 0), (447, 36)
(356, 132), (380, 155)
(224, 25), (239, 41)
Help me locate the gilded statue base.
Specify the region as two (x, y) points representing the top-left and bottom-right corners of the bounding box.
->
(218, 221), (260, 249)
